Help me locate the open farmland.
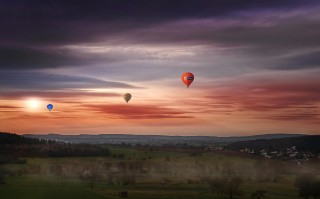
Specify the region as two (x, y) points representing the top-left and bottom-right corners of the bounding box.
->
(2, 146), (319, 199)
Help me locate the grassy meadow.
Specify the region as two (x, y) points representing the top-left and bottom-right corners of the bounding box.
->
(1, 146), (319, 199)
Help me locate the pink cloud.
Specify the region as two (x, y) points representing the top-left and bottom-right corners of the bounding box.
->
(202, 72), (320, 121)
(83, 104), (194, 119)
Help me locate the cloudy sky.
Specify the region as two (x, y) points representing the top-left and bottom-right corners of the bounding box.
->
(1, 0), (319, 135)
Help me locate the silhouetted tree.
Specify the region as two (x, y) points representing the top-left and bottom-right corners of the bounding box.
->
(82, 170), (94, 189)
(121, 174), (136, 185)
(0, 132), (111, 158)
(81, 166), (100, 190)
(106, 173), (114, 185)
(0, 167), (5, 186)
(295, 174), (320, 199)
(210, 176), (243, 198)
(311, 181), (320, 199)
(211, 177), (226, 198)
(251, 190), (267, 199)
(226, 177), (243, 198)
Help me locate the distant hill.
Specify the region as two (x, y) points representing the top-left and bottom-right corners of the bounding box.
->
(0, 132), (111, 158)
(229, 135), (320, 153)
(234, 133), (305, 140)
(0, 132), (45, 145)
(24, 133), (304, 146)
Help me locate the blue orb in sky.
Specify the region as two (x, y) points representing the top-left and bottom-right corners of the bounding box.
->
(47, 104), (53, 111)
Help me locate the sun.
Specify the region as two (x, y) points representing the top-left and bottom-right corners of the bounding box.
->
(27, 99), (41, 110)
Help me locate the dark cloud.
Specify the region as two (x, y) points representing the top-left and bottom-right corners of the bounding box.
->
(108, 15), (320, 52)
(0, 0), (319, 71)
(2, 0), (307, 47)
(275, 50), (320, 70)
(0, 72), (138, 90)
(0, 45), (92, 69)
(1, 0), (312, 21)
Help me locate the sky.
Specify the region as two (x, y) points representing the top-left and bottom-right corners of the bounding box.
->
(0, 0), (319, 136)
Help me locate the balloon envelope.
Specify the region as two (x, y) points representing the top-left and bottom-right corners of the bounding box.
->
(123, 93), (132, 103)
(47, 104), (53, 111)
(181, 72), (194, 88)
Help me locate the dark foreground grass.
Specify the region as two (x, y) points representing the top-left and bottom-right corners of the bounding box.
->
(0, 175), (106, 199)
(0, 177), (300, 199)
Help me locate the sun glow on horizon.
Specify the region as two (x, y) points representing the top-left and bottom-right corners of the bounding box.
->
(26, 99), (41, 111)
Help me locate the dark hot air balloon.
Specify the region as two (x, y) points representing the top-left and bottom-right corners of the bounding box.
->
(123, 93), (132, 103)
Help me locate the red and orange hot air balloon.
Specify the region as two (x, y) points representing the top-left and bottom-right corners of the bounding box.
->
(181, 72), (194, 88)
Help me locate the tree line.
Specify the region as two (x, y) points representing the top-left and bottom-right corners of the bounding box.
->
(0, 132), (111, 160)
(295, 174), (320, 199)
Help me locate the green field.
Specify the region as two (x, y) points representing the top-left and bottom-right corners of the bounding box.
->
(1, 146), (319, 199)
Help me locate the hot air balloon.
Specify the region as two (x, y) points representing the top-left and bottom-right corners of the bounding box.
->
(181, 72), (194, 88)
(47, 104), (53, 111)
(123, 93), (132, 103)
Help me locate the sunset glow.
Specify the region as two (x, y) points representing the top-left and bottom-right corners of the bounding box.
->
(0, 1), (319, 136)
(26, 99), (41, 111)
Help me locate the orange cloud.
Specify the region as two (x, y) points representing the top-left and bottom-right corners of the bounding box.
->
(83, 104), (194, 119)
